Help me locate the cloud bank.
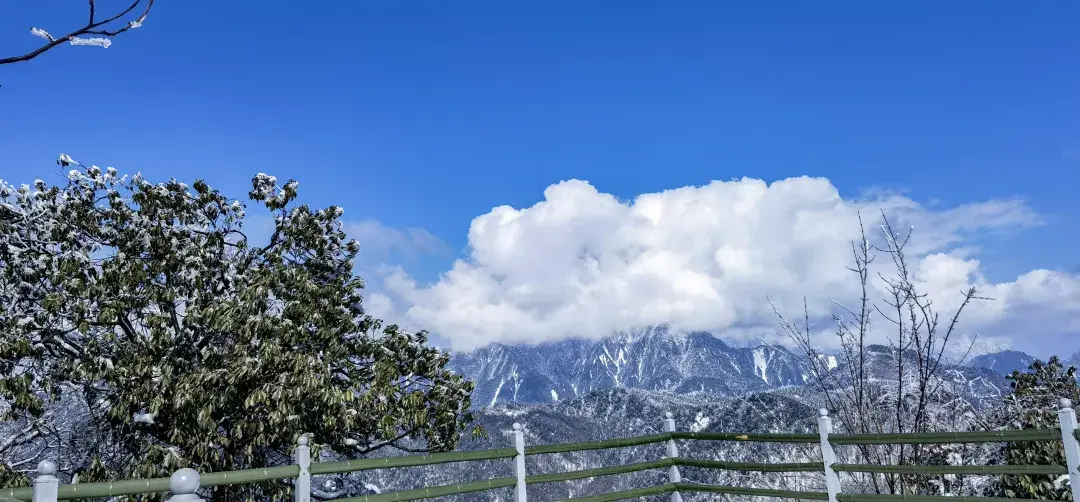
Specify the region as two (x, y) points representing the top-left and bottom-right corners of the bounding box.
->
(365, 177), (1080, 355)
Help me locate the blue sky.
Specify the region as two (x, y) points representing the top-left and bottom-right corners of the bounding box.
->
(2, 1), (1078, 355)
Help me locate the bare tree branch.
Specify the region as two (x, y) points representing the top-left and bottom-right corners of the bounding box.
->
(0, 0), (153, 66)
(771, 211), (989, 496)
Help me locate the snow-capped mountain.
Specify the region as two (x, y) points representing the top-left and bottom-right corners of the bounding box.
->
(966, 350), (1037, 375)
(449, 326), (811, 407)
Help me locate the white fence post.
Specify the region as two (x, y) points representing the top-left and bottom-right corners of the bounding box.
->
(512, 423), (527, 502)
(294, 434), (312, 502)
(31, 460), (58, 502)
(817, 409), (842, 502)
(166, 468), (203, 502)
(663, 412), (683, 502)
(1057, 399), (1080, 502)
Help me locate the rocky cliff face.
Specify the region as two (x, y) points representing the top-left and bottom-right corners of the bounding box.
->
(450, 326), (812, 407)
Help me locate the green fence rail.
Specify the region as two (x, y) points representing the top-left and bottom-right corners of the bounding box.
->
(5, 398), (1080, 502)
(837, 495), (1046, 502)
(557, 482), (831, 502)
(833, 464), (1068, 476)
(829, 429), (1062, 445)
(333, 476), (517, 502)
(309, 447), (518, 475)
(524, 433), (671, 456)
(670, 431), (821, 443)
(676, 458), (824, 472)
(526, 458), (675, 485)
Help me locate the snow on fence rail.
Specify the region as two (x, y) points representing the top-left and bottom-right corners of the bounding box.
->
(4, 399), (1080, 502)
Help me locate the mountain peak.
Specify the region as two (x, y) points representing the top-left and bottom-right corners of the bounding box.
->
(450, 329), (809, 407)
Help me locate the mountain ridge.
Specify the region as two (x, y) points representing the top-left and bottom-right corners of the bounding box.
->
(449, 326), (811, 407)
(449, 328), (1062, 408)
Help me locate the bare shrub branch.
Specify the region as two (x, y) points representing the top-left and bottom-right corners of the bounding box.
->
(773, 212), (988, 495)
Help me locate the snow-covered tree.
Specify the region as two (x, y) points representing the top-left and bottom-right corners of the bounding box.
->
(0, 159), (477, 500)
(991, 357), (1080, 500)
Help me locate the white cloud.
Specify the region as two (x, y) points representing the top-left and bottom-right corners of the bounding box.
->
(343, 219), (450, 262)
(241, 213), (449, 265)
(371, 176), (1078, 355)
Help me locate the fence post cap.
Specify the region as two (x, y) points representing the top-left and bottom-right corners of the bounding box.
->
(297, 434), (309, 446)
(170, 468), (200, 495)
(1061, 398), (1074, 410)
(37, 460), (57, 476)
(665, 412), (673, 419)
(818, 408), (829, 417)
(512, 422), (522, 431)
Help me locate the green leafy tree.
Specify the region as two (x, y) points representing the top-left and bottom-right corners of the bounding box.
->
(0, 159), (477, 500)
(993, 356), (1080, 500)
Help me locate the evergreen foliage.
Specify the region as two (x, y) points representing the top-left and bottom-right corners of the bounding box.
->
(0, 162), (476, 500)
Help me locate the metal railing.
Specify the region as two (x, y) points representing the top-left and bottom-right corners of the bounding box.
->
(4, 398), (1080, 502)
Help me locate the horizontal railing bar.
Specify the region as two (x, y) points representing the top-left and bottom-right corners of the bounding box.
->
(676, 482), (830, 500)
(833, 463), (1068, 475)
(0, 464), (302, 501)
(525, 434), (672, 455)
(556, 481), (831, 502)
(829, 429), (1061, 445)
(56, 477), (169, 501)
(527, 459), (674, 484)
(310, 448), (517, 475)
(838, 495), (1047, 502)
(0, 486), (31, 501)
(332, 476), (516, 502)
(200, 465), (300, 487)
(671, 431), (821, 443)
(558, 483), (676, 502)
(676, 458), (824, 472)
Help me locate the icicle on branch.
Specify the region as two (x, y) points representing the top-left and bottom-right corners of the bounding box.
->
(0, 0), (154, 66)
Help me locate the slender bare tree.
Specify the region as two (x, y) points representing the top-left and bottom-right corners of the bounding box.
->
(1, 0), (154, 66)
(771, 212), (988, 496)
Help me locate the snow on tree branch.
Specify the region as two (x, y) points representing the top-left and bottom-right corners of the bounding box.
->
(0, 0), (153, 66)
(0, 158), (477, 498)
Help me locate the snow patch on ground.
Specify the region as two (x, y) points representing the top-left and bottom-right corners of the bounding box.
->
(490, 379), (506, 407)
(691, 412), (711, 432)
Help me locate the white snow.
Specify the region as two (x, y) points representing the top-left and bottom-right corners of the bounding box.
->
(30, 27), (53, 41)
(550, 389), (559, 401)
(752, 347), (770, 383)
(690, 412), (711, 432)
(598, 344), (628, 386)
(133, 412), (157, 424)
(69, 36), (112, 48)
(490, 379), (506, 407)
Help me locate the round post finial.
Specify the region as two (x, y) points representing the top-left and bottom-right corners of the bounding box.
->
(818, 408), (829, 417)
(170, 468), (201, 495)
(665, 412), (673, 419)
(37, 460), (57, 476)
(298, 434), (309, 446)
(512, 423), (522, 431)
(1061, 398), (1074, 410)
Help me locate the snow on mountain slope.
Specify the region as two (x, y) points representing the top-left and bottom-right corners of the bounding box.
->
(450, 326), (810, 407)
